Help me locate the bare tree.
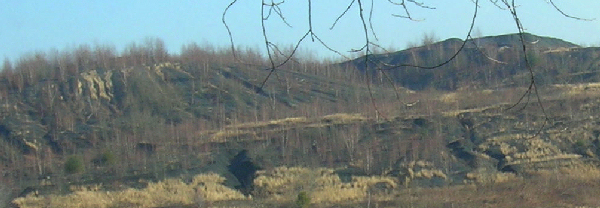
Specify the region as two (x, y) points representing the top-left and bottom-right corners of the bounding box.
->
(223, 0), (594, 135)
(144, 37), (169, 64)
(93, 43), (117, 70)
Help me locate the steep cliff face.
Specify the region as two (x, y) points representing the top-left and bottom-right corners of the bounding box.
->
(0, 63), (183, 157)
(79, 70), (114, 101)
(75, 62), (186, 104)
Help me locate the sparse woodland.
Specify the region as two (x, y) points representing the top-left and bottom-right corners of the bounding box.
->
(3, 33), (600, 207)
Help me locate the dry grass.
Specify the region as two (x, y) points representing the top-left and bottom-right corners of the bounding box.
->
(209, 129), (257, 142)
(205, 114), (366, 143)
(466, 171), (519, 185)
(555, 82), (600, 96)
(534, 164), (600, 181)
(440, 92), (458, 104)
(320, 113), (365, 124)
(253, 166), (396, 205)
(232, 117), (309, 129)
(250, 165), (600, 208)
(204, 117), (310, 143)
(13, 166), (600, 208)
(12, 173), (246, 208)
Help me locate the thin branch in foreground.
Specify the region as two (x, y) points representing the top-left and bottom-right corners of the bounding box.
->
(357, 0), (386, 120)
(222, 0), (239, 60)
(406, 0), (435, 9)
(272, 4), (293, 27)
(547, 0), (595, 21)
(388, 0), (434, 21)
(488, 0), (507, 10)
(258, 31), (310, 91)
(467, 34), (508, 64)
(380, 0), (479, 71)
(256, 0), (362, 91)
(368, 0), (379, 41)
(330, 0), (357, 30)
(502, 0), (548, 139)
(223, 0), (274, 68)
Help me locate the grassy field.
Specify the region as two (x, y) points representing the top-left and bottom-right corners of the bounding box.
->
(12, 165), (600, 208)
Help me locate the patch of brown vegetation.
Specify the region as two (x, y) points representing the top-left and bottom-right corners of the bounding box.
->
(12, 173), (246, 208)
(253, 166), (396, 205)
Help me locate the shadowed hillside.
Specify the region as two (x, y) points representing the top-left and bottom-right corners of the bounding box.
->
(343, 33), (600, 90)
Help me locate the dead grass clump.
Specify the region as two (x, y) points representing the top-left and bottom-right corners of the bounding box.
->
(12, 173), (245, 208)
(254, 166), (397, 205)
(350, 176), (397, 190)
(414, 169), (447, 179)
(129, 178), (194, 206)
(209, 117), (310, 142)
(253, 166), (324, 197)
(191, 173), (246, 201)
(440, 92), (457, 104)
(535, 164), (600, 181)
(232, 117), (309, 129)
(389, 160), (448, 187)
(191, 172), (226, 184)
(311, 176), (397, 204)
(556, 82), (600, 96)
(310, 187), (365, 204)
(13, 190), (114, 208)
(267, 117), (309, 126)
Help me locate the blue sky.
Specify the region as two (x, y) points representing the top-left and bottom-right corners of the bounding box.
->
(1, 0), (599, 62)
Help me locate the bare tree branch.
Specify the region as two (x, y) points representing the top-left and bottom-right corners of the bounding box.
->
(222, 0), (239, 60)
(271, 3), (293, 27)
(501, 0), (548, 138)
(223, 0), (588, 128)
(259, 31), (311, 90)
(487, 0), (507, 10)
(547, 0), (595, 21)
(330, 0), (356, 30)
(467, 34), (508, 64)
(380, 0), (479, 70)
(368, 0), (379, 41)
(261, 0), (277, 90)
(356, 0), (386, 120)
(388, 0), (434, 21)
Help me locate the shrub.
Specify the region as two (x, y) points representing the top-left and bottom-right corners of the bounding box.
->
(64, 156), (85, 174)
(296, 191), (311, 208)
(98, 151), (116, 166)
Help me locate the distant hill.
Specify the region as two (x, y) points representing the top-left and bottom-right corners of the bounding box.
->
(342, 33), (599, 90)
(467, 33), (579, 49)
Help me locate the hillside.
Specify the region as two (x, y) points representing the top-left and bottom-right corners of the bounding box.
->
(343, 33), (600, 90)
(4, 34), (600, 207)
(0, 42), (402, 201)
